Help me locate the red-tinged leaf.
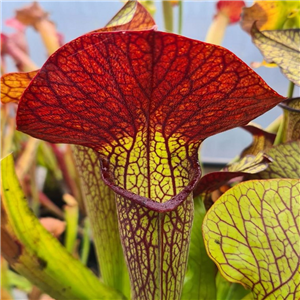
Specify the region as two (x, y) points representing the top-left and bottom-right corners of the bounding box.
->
(16, 30), (285, 211)
(2, 3), (285, 298)
(241, 124), (276, 157)
(0, 2), (154, 106)
(194, 152), (271, 197)
(70, 3), (152, 296)
(1, 70), (38, 103)
(72, 146), (130, 297)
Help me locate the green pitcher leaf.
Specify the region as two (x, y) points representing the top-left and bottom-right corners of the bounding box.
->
(116, 194), (193, 299)
(240, 125), (276, 157)
(1, 154), (124, 300)
(280, 98), (300, 142)
(251, 24), (300, 86)
(257, 140), (300, 179)
(181, 196), (216, 300)
(203, 179), (300, 300)
(72, 146), (130, 297)
(2, 1), (286, 299)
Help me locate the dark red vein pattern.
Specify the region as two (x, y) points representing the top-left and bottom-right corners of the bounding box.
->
(203, 179), (300, 299)
(1, 70), (38, 103)
(116, 195), (193, 299)
(13, 18), (285, 300)
(17, 30), (284, 210)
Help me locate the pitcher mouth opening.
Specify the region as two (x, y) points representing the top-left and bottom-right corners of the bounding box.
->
(100, 158), (202, 212)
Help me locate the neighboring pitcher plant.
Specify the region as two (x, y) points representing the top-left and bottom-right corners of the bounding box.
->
(1, 2), (285, 299)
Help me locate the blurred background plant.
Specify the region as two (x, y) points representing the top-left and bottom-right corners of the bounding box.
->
(1, 1), (299, 300)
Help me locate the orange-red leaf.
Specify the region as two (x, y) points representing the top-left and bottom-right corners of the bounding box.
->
(16, 29), (285, 211)
(1, 70), (38, 103)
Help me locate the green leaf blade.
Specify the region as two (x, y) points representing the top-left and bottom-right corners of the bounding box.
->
(251, 24), (300, 86)
(257, 140), (300, 179)
(203, 179), (300, 299)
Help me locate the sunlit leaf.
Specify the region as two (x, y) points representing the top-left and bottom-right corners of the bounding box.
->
(203, 179), (300, 300)
(194, 152), (271, 196)
(70, 2), (153, 296)
(181, 196), (216, 300)
(240, 125), (276, 157)
(102, 1), (155, 31)
(1, 2), (286, 298)
(255, 140), (300, 179)
(16, 29), (285, 211)
(251, 24), (300, 86)
(7, 269), (32, 293)
(0, 70), (38, 103)
(241, 1), (300, 33)
(0, 2), (155, 106)
(1, 154), (124, 300)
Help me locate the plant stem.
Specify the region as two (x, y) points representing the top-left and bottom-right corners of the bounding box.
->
(205, 12), (229, 45)
(178, 1), (183, 35)
(80, 218), (91, 266)
(265, 115), (283, 133)
(16, 137), (40, 180)
(64, 194), (79, 254)
(162, 1), (173, 32)
(274, 81), (295, 145)
(287, 81), (295, 99)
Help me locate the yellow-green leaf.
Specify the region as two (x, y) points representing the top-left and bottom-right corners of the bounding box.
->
(251, 24), (300, 86)
(203, 179), (300, 300)
(1, 154), (124, 300)
(240, 125), (276, 157)
(72, 146), (130, 297)
(241, 1), (300, 33)
(257, 140), (300, 179)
